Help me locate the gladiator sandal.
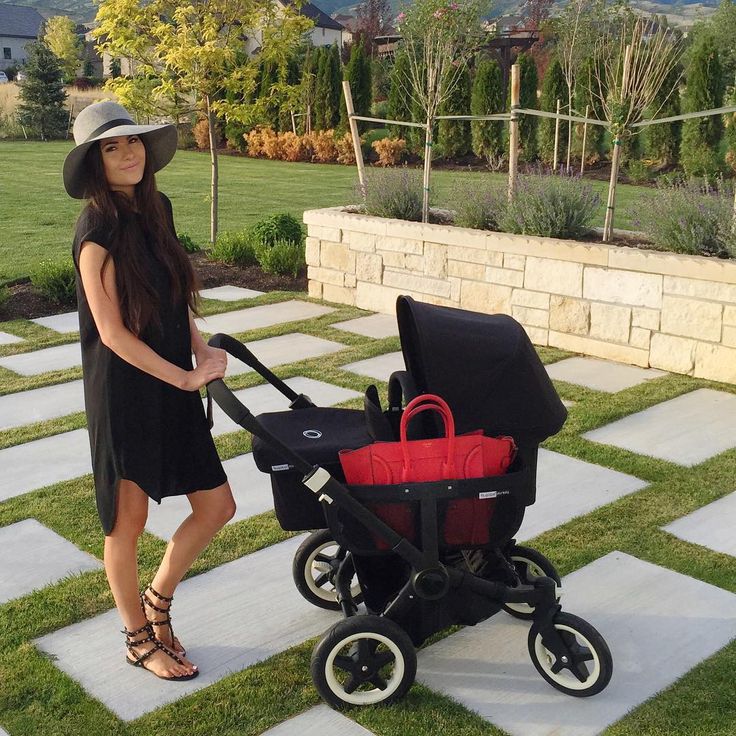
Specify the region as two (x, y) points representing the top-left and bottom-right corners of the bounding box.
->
(141, 584), (186, 657)
(123, 622), (198, 681)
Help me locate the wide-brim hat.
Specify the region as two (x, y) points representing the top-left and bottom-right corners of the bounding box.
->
(63, 100), (178, 199)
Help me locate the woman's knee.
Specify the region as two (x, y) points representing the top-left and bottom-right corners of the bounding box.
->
(110, 479), (149, 537)
(191, 483), (236, 528)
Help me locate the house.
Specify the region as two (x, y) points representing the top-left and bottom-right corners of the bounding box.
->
(0, 3), (44, 71)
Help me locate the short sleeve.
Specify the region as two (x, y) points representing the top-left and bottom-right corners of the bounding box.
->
(72, 206), (113, 271)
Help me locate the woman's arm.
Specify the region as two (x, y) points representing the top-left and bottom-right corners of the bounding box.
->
(189, 309), (228, 369)
(79, 241), (225, 391)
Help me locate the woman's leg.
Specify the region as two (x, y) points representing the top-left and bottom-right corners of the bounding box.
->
(105, 479), (197, 678)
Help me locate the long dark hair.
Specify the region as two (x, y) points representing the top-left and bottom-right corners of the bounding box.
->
(81, 136), (200, 336)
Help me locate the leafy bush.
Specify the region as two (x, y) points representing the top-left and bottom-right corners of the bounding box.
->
(251, 213), (303, 248)
(639, 180), (736, 258)
(280, 131), (312, 162)
(360, 167), (423, 222)
(625, 159), (651, 184)
(451, 180), (505, 231)
(209, 230), (258, 266)
(193, 118), (224, 151)
(312, 129), (339, 162)
(256, 238), (306, 277)
(335, 131), (357, 165)
(31, 260), (77, 305)
(177, 232), (201, 253)
(224, 120), (249, 152)
(500, 173), (600, 240)
(372, 137), (407, 166)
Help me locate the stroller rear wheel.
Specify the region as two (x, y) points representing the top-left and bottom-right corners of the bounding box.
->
(503, 544), (562, 620)
(311, 615), (417, 708)
(528, 612), (613, 696)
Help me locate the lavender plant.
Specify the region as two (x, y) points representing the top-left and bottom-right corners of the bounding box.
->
(450, 178), (506, 230)
(359, 167), (424, 222)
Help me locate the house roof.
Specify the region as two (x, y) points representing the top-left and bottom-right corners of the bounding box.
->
(281, 1), (345, 31)
(0, 3), (44, 39)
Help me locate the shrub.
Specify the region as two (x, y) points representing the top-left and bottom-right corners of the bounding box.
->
(280, 131), (310, 161)
(72, 77), (93, 90)
(625, 159), (651, 185)
(0, 284), (9, 308)
(360, 167), (423, 222)
(312, 129), (338, 162)
(372, 137), (407, 166)
(209, 230), (258, 266)
(193, 118), (210, 150)
(256, 238), (306, 277)
(245, 126), (276, 157)
(225, 120), (249, 152)
(251, 213), (303, 247)
(335, 131), (357, 165)
(31, 260), (77, 305)
(500, 173), (600, 240)
(176, 123), (196, 150)
(639, 179), (736, 258)
(262, 130), (285, 160)
(451, 180), (505, 231)
(471, 59), (504, 162)
(177, 232), (201, 253)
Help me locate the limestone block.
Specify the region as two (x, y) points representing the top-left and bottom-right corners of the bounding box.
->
(448, 260), (486, 280)
(421, 223), (488, 249)
(525, 257), (583, 297)
(649, 333), (697, 374)
(424, 242), (447, 278)
(376, 219), (427, 243)
(447, 244), (503, 266)
(511, 289), (550, 310)
(548, 330), (649, 367)
(307, 266), (344, 287)
(320, 241), (354, 273)
(342, 230), (376, 252)
(322, 283), (356, 306)
(308, 281), (323, 299)
(629, 327), (651, 349)
(504, 253), (526, 271)
(549, 296), (590, 335)
(609, 245), (736, 284)
(356, 281), (406, 313)
(379, 250), (406, 269)
(722, 325), (736, 347)
(376, 235), (423, 254)
(305, 237), (320, 267)
(382, 269), (452, 299)
(694, 342), (736, 384)
(355, 253), (383, 284)
(512, 305), (549, 328)
(584, 267), (663, 309)
(725, 306), (736, 326)
(310, 225), (342, 242)
(460, 281), (512, 314)
(523, 325), (549, 346)
(632, 307), (660, 331)
(660, 295), (722, 342)
(345, 273), (357, 288)
(405, 254), (425, 272)
(664, 275), (736, 304)
(449, 276), (461, 303)
(486, 266), (524, 288)
(487, 231), (610, 265)
(589, 302), (632, 344)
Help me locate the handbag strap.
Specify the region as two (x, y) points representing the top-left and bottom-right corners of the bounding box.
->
(399, 394), (457, 480)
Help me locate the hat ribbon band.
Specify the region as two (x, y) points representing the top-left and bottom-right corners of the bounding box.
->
(84, 118), (136, 143)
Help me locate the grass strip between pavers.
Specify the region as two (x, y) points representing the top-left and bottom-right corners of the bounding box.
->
(1, 294), (735, 736)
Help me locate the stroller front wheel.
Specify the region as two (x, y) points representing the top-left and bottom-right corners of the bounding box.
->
(311, 615), (417, 708)
(528, 612), (613, 696)
(504, 544), (562, 620)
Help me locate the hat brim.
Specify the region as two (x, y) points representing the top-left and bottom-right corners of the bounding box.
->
(63, 123), (178, 199)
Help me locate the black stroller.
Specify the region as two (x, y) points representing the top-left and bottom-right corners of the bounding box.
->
(206, 295), (613, 708)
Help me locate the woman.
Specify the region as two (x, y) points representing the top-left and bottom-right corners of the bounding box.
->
(64, 101), (236, 681)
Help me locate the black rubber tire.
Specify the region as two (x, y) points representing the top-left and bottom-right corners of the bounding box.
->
(528, 611), (613, 697)
(292, 529), (362, 611)
(311, 615), (417, 709)
(503, 544), (562, 620)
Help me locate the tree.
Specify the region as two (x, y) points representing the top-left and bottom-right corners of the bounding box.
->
(688, 0), (736, 88)
(386, 51), (413, 137)
(538, 58), (566, 164)
(438, 64), (471, 159)
(44, 16), (82, 82)
(300, 46), (319, 134)
(354, 0), (392, 56)
(644, 61), (682, 167)
(680, 34), (724, 177)
(341, 39), (372, 127)
(470, 58), (504, 163)
(573, 55), (605, 163)
(328, 44), (343, 130)
(17, 42), (68, 140)
(94, 0), (310, 243)
(520, 0), (554, 29)
(517, 52), (538, 161)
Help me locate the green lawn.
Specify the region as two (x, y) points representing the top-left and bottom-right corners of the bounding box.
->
(0, 141), (649, 282)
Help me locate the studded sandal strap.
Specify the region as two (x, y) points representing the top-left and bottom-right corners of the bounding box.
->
(141, 592), (171, 615)
(122, 622), (153, 638)
(146, 584), (174, 603)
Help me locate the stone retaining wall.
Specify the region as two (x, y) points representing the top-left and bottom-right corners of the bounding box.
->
(304, 207), (736, 385)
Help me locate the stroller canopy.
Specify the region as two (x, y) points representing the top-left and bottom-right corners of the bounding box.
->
(397, 296), (567, 445)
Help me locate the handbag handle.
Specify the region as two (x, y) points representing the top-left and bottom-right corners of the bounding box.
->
(399, 394), (457, 481)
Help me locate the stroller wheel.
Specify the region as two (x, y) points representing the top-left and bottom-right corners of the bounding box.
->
(292, 529), (363, 611)
(503, 544), (562, 620)
(528, 612), (613, 697)
(311, 615), (417, 708)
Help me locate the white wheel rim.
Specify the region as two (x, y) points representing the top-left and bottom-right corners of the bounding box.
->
(533, 623), (601, 691)
(505, 556), (562, 615)
(305, 541), (361, 603)
(324, 631), (405, 705)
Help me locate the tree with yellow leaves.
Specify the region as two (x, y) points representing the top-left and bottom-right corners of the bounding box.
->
(44, 15), (82, 82)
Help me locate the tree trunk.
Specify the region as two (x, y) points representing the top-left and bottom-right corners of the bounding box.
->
(422, 116), (433, 223)
(566, 85), (573, 172)
(206, 95), (219, 245)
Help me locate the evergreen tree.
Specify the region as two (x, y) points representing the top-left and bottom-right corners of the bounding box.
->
(340, 40), (372, 128)
(258, 59), (280, 129)
(314, 46), (331, 129)
(387, 51), (412, 138)
(300, 46), (319, 134)
(644, 61), (681, 167)
(680, 34), (724, 177)
(328, 43), (343, 130)
(470, 58), (504, 161)
(438, 66), (471, 159)
(538, 58), (567, 165)
(517, 52), (538, 161)
(17, 42), (68, 140)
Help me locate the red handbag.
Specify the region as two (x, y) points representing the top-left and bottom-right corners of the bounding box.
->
(339, 394), (516, 547)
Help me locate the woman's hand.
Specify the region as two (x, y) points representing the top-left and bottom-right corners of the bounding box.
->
(181, 348), (228, 391)
(194, 344), (228, 370)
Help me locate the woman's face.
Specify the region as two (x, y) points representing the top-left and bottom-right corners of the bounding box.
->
(99, 134), (146, 197)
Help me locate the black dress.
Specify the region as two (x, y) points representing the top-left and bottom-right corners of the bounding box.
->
(72, 192), (227, 534)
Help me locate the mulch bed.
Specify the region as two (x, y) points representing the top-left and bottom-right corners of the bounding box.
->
(0, 252), (306, 323)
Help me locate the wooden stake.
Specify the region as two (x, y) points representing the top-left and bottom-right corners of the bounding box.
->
(553, 99), (561, 171)
(342, 80), (366, 191)
(290, 110), (297, 135)
(422, 118), (433, 223)
(580, 104), (589, 176)
(508, 63), (520, 202)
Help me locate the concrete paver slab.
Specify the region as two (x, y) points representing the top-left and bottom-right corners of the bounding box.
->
(546, 357), (667, 393)
(517, 449), (648, 541)
(0, 380), (85, 431)
(0, 331), (24, 346)
(195, 301), (334, 335)
(208, 377), (360, 437)
(663, 491), (736, 557)
(145, 453), (272, 540)
(31, 312), (80, 334)
(35, 535), (337, 721)
(331, 313), (398, 339)
(0, 519), (101, 604)
(200, 286), (264, 301)
(260, 705), (376, 736)
(341, 351), (405, 382)
(0, 429), (91, 502)
(583, 388), (736, 466)
(417, 551), (736, 736)
(0, 342), (81, 376)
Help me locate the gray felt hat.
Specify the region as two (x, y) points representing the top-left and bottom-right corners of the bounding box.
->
(63, 100), (177, 199)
